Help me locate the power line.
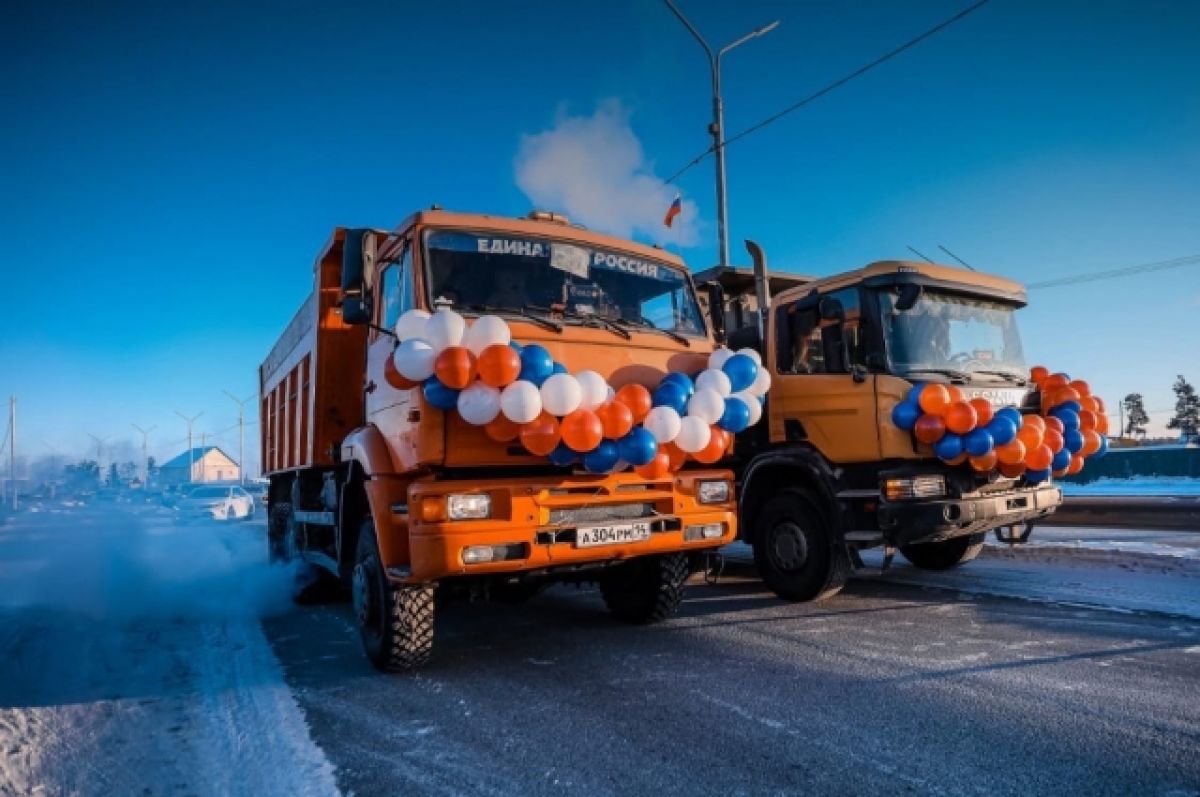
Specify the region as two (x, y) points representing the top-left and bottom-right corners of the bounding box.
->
(1027, 254), (1200, 290)
(666, 0), (991, 184)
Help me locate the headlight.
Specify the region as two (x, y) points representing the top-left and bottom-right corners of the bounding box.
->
(696, 480), (731, 504)
(882, 475), (946, 501)
(447, 493), (491, 520)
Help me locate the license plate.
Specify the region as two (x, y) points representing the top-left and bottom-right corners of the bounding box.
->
(575, 521), (652, 548)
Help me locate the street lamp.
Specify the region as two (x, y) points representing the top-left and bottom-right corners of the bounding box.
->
(665, 0), (779, 268)
(223, 390), (256, 485)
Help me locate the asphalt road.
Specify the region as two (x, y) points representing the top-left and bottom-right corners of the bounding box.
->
(264, 564), (1200, 796)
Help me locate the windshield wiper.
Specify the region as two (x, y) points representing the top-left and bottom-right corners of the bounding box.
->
(971, 369), (1028, 385)
(559, 311), (632, 340)
(610, 317), (691, 347)
(470, 305), (562, 334)
(904, 367), (970, 381)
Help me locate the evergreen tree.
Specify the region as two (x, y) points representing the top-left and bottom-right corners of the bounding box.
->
(1167, 375), (1200, 440)
(1122, 393), (1149, 438)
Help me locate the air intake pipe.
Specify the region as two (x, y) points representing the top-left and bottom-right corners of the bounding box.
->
(745, 239), (771, 341)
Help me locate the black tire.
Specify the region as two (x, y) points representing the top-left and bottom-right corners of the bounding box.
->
(225, 506), (235, 521)
(599, 553), (689, 624)
(352, 519), (435, 671)
(900, 533), (986, 571)
(268, 502), (292, 563)
(752, 488), (849, 602)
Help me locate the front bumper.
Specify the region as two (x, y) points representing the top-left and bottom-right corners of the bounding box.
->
(402, 470), (738, 583)
(878, 483), (1063, 547)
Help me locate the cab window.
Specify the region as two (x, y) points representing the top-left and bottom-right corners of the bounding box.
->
(378, 246), (414, 329)
(777, 287), (866, 374)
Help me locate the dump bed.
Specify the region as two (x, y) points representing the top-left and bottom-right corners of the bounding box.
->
(259, 228), (367, 474)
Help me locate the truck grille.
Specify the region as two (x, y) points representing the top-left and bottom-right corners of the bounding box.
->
(548, 503), (656, 525)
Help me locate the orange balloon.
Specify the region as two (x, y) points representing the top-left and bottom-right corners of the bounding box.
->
(560, 409), (603, 452)
(999, 460), (1026, 479)
(384, 353), (420, 390)
(595, 400), (634, 439)
(1024, 443), (1053, 471)
(970, 451), (998, 472)
(1016, 425), (1043, 451)
(1080, 396), (1100, 414)
(1094, 396), (1106, 413)
(433, 346), (476, 390)
(476, 344), (521, 388)
(1030, 366), (1049, 386)
(913, 414), (947, 444)
(661, 441), (689, 471)
(945, 453), (969, 466)
(918, 384), (951, 416)
(945, 401), (977, 434)
(1043, 415), (1064, 434)
(1068, 454), (1085, 475)
(484, 414), (521, 443)
(946, 385), (966, 404)
(1096, 414), (1110, 434)
(519, 412), (561, 456)
(995, 439), (1026, 465)
(1023, 414), (1046, 433)
(1053, 387), (1081, 406)
(1078, 410), (1097, 431)
(615, 384), (652, 424)
(1081, 430), (1102, 457)
(1069, 379), (1091, 398)
(693, 427), (730, 464)
(634, 451), (671, 479)
(968, 397), (994, 426)
(1043, 373), (1071, 391)
(1042, 428), (1064, 453)
(1052, 467), (1069, 478)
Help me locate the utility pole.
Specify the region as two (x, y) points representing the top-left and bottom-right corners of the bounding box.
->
(131, 423), (156, 485)
(8, 396), (15, 510)
(175, 410), (203, 484)
(665, 0), (778, 268)
(223, 390), (255, 485)
(86, 432), (111, 486)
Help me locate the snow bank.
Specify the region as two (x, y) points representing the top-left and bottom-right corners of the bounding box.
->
(1061, 477), (1200, 496)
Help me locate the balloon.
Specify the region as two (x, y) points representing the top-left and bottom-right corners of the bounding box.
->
(500, 380), (543, 424)
(422, 377), (460, 411)
(1094, 435), (1109, 458)
(717, 397), (752, 433)
(1094, 396), (1107, 413)
(551, 362), (568, 375)
(476, 344), (522, 388)
(384, 353), (420, 390)
(643, 406), (683, 444)
(933, 433), (964, 461)
(995, 439), (1026, 465)
(1078, 409), (1098, 431)
(509, 340), (523, 353)
(596, 400), (634, 439)
(1043, 372), (1071, 390)
(736, 348), (762, 366)
(582, 439), (620, 473)
(560, 409), (603, 452)
(661, 441), (689, 471)
(1096, 414), (1110, 434)
(918, 384), (951, 416)
(987, 417), (1018, 446)
(947, 385), (966, 404)
(945, 401), (978, 435)
(1080, 396), (1100, 414)
(907, 383), (926, 404)
(575, 370), (610, 411)
(913, 414), (947, 445)
(517, 344), (555, 386)
(1050, 407), (1080, 432)
(1043, 415), (1065, 434)
(1025, 468), (1051, 485)
(394, 338), (437, 382)
(423, 308), (466, 352)
(615, 384), (653, 423)
(1023, 415), (1046, 433)
(708, 347), (735, 370)
(969, 398), (994, 426)
(891, 401), (921, 431)
(1051, 448), (1071, 471)
(1024, 444), (1053, 471)
(695, 368), (732, 397)
(732, 390), (763, 426)
(964, 427), (994, 457)
(721, 354), (758, 393)
(969, 452), (997, 472)
(995, 407), (1023, 428)
(1069, 379), (1091, 398)
(395, 308), (431, 341)
(661, 372), (696, 398)
(1081, 430), (1102, 457)
(519, 412), (561, 456)
(463, 314), (511, 355)
(1030, 365), (1049, 385)
(617, 427), (658, 466)
(456, 382), (501, 425)
(1016, 423), (1043, 452)
(999, 460), (1026, 478)
(548, 443), (578, 467)
(1063, 429), (1085, 454)
(652, 381), (690, 415)
(748, 367), (771, 397)
(1043, 428), (1064, 453)
(1049, 387), (1081, 407)
(692, 427), (730, 464)
(945, 453), (969, 466)
(675, 416), (712, 453)
(484, 414), (520, 442)
(687, 388), (726, 425)
(540, 373), (583, 417)
(1067, 454), (1084, 475)
(634, 451), (671, 479)
(433, 346), (475, 390)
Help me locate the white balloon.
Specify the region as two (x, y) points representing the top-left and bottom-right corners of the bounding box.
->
(423, 308), (466, 353)
(540, 373), (583, 417)
(500, 380), (543, 424)
(463, 315), (511, 356)
(687, 388), (726, 425)
(749, 367), (772, 396)
(643, 406), (682, 444)
(675, 416), (712, 453)
(395, 309), (431, 342)
(457, 382), (502, 425)
(575, 370), (609, 411)
(394, 338), (436, 382)
(737, 347), (763, 366)
(695, 368), (732, 398)
(731, 390), (763, 426)
(708, 347), (735, 371)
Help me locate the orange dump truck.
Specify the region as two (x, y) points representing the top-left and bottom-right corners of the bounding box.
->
(260, 209), (738, 670)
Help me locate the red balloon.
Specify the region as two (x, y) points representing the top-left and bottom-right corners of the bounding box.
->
(476, 344), (521, 388)
(433, 346), (475, 390)
(484, 415), (520, 443)
(913, 414), (947, 444)
(560, 409), (603, 452)
(968, 397), (994, 426)
(615, 384), (652, 424)
(595, 400), (634, 439)
(384, 353), (420, 390)
(918, 384), (951, 416)
(519, 412), (561, 456)
(635, 451), (671, 479)
(692, 427), (730, 464)
(945, 401), (978, 435)
(999, 460), (1026, 478)
(1030, 366), (1049, 386)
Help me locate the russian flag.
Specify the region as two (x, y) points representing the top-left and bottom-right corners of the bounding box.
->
(663, 193), (682, 228)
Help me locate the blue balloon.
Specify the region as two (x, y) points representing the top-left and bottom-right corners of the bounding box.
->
(1025, 467), (1051, 484)
(652, 381), (690, 415)
(964, 428), (995, 457)
(722, 354), (759, 393)
(934, 432), (964, 461)
(548, 443), (578, 467)
(1094, 435), (1109, 458)
(995, 407), (1023, 428)
(891, 401), (921, 432)
(508, 341), (523, 353)
(1057, 400), (1082, 414)
(907, 383), (926, 404)
(986, 417), (1018, 446)
(518, 344), (555, 386)
(551, 362), (568, 375)
(1064, 429), (1085, 453)
(582, 439), (620, 474)
(718, 397), (752, 433)
(617, 428), (658, 466)
(661, 372), (696, 398)
(1052, 407), (1081, 432)
(422, 377), (460, 410)
(1052, 448), (1071, 471)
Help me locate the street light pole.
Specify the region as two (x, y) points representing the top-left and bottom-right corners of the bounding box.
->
(175, 410), (203, 484)
(223, 390), (255, 485)
(131, 423), (156, 485)
(86, 432), (111, 486)
(665, 0), (779, 268)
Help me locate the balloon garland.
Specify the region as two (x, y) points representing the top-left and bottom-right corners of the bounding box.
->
(385, 308), (770, 475)
(890, 366), (1109, 484)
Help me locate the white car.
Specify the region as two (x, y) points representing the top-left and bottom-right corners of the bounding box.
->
(176, 485), (256, 521)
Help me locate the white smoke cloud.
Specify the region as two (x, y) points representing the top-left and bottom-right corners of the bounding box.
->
(515, 99), (701, 247)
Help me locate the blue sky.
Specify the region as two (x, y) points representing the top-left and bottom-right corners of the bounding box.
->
(2, 0), (1198, 472)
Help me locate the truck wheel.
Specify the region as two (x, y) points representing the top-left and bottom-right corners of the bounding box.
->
(752, 489), (849, 602)
(352, 519), (435, 671)
(599, 553), (688, 624)
(268, 502), (292, 563)
(900, 533), (986, 571)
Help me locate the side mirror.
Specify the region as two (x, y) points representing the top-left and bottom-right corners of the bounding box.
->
(818, 296), (845, 322)
(895, 283), (923, 312)
(341, 228), (377, 325)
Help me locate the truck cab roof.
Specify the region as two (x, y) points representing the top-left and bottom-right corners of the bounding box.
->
(775, 260), (1028, 307)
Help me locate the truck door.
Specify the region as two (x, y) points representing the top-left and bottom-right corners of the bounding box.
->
(366, 243), (418, 441)
(769, 286), (881, 462)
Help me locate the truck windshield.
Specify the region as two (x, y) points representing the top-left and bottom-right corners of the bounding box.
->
(879, 290), (1027, 380)
(422, 230), (706, 337)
